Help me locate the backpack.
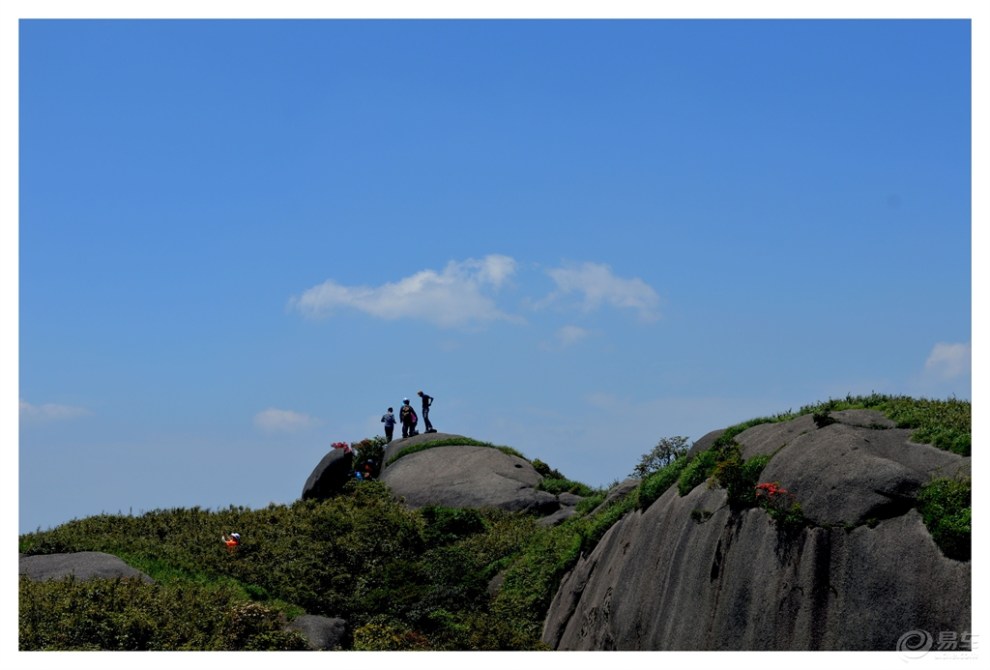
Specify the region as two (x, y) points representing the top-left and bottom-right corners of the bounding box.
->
(410, 409), (418, 425)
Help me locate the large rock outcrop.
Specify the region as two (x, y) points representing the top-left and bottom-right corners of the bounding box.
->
(542, 410), (970, 651)
(20, 552), (153, 583)
(301, 447), (354, 500)
(380, 439), (559, 515)
(382, 432), (469, 466)
(285, 615), (349, 650)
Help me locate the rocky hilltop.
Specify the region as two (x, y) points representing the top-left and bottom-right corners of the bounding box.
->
(541, 409), (971, 651)
(21, 400), (970, 651)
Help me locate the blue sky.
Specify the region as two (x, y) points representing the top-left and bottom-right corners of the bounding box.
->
(14, 16), (976, 534)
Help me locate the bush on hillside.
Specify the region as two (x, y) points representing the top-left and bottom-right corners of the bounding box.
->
(631, 436), (691, 478)
(918, 477), (971, 561)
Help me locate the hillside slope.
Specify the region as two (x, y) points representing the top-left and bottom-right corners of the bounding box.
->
(542, 409), (971, 650)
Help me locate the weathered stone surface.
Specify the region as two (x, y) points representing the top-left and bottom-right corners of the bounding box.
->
(285, 615), (348, 650)
(557, 492), (584, 507)
(542, 410), (971, 651)
(687, 428), (726, 457)
(755, 424), (919, 526)
(301, 448), (353, 500)
(538, 506), (578, 527)
(734, 412), (970, 527)
(380, 445), (559, 514)
(382, 432), (470, 467)
(20, 552), (153, 583)
(589, 477), (640, 514)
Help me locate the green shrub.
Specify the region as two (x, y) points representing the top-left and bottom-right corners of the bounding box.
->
(352, 615), (431, 651)
(537, 477), (596, 497)
(630, 436), (691, 478)
(917, 478), (971, 561)
(638, 457), (689, 509)
(754, 486), (807, 531)
(530, 459), (564, 479)
(419, 506), (487, 546)
(813, 408), (836, 428)
(711, 449), (772, 508)
(575, 493), (606, 515)
(577, 491), (639, 553)
(677, 450), (718, 496)
(353, 436), (387, 476)
(18, 577), (307, 651)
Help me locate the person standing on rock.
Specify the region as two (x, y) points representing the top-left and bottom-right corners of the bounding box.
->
(418, 390), (435, 433)
(381, 407), (396, 443)
(399, 398), (415, 438)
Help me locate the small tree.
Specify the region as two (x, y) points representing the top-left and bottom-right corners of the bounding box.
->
(630, 436), (691, 479)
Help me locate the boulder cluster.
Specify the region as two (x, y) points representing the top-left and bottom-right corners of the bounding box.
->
(302, 432), (589, 525)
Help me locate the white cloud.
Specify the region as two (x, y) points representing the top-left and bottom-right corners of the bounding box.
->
(924, 342), (971, 380)
(253, 408), (319, 433)
(19, 400), (90, 422)
(556, 325), (590, 347)
(544, 262), (661, 322)
(289, 254), (521, 328)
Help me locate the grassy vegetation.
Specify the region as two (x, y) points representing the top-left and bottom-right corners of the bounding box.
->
(537, 477), (597, 497)
(19, 578), (309, 651)
(19, 474), (639, 651)
(19, 394), (970, 649)
(917, 477), (971, 561)
(637, 456), (690, 509)
(797, 394), (970, 455)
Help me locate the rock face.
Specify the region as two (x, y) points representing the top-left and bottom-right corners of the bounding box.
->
(542, 410), (971, 651)
(381, 443), (559, 515)
(285, 615), (349, 650)
(591, 477), (640, 513)
(20, 552), (153, 583)
(301, 447), (354, 500)
(382, 432), (470, 466)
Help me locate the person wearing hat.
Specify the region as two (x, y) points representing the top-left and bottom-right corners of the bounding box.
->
(417, 390), (435, 433)
(221, 532), (241, 552)
(399, 398), (416, 438)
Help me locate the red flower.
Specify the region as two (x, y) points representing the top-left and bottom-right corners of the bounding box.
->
(755, 482), (787, 498)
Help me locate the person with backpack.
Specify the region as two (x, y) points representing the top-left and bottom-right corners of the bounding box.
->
(221, 532), (241, 552)
(381, 407), (396, 442)
(399, 398), (417, 438)
(417, 390), (435, 433)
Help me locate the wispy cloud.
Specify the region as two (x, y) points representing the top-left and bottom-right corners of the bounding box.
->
(289, 255), (521, 328)
(556, 325), (590, 347)
(924, 342), (971, 380)
(254, 408), (320, 433)
(20, 400), (91, 423)
(543, 262), (661, 322)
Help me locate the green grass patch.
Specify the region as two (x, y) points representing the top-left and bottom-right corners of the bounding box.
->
(917, 477), (971, 561)
(537, 478), (597, 497)
(637, 456), (689, 509)
(711, 449), (772, 509)
(677, 450), (719, 496)
(575, 493), (606, 515)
